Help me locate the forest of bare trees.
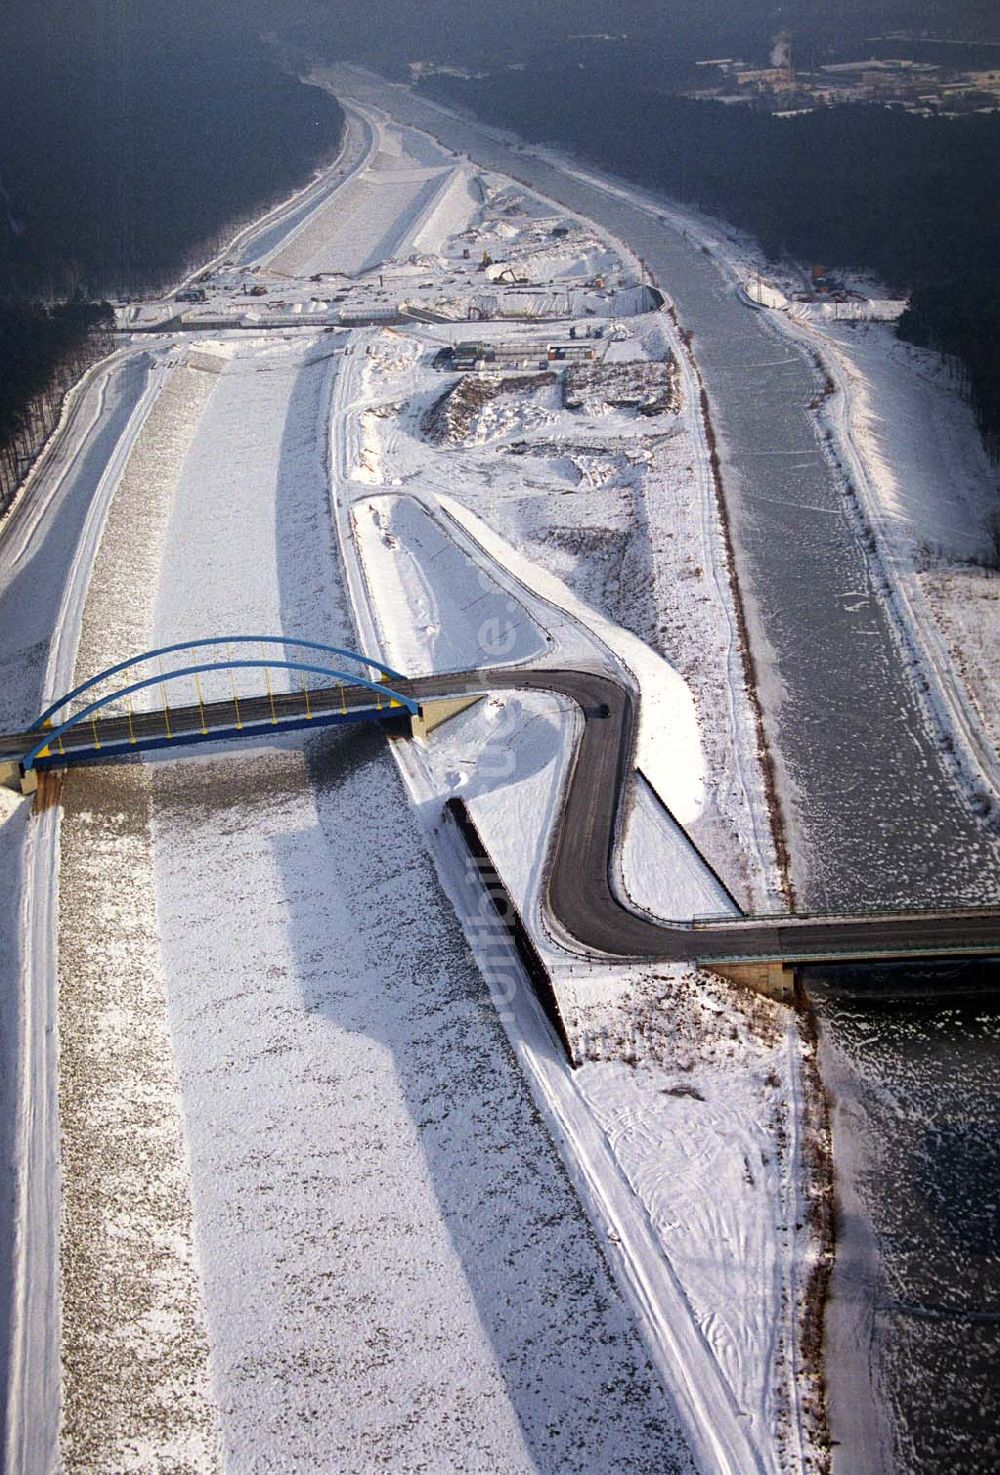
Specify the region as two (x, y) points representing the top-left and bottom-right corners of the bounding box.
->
(0, 9), (344, 516)
(0, 300), (114, 514)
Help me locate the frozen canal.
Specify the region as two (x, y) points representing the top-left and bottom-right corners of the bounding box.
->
(7, 76), (995, 1470)
(335, 70), (1000, 914)
(324, 72), (1000, 1474)
(812, 968), (1000, 1475)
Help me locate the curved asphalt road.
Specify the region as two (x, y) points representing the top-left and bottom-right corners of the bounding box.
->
(322, 74), (1000, 920)
(4, 664), (1000, 969)
(408, 669), (1000, 967)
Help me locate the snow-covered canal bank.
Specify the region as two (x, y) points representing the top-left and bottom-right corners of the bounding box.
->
(149, 739), (691, 1473)
(50, 336), (695, 1471)
(2, 96), (835, 1475)
(309, 69), (1000, 1475)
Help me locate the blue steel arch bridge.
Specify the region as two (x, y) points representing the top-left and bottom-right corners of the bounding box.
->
(2, 635), (999, 996)
(6, 636), (422, 776)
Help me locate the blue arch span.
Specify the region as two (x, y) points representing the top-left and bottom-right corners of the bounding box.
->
(24, 660), (417, 770)
(33, 637), (403, 730)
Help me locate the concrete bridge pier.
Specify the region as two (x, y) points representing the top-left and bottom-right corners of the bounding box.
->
(0, 759), (34, 795)
(704, 959), (798, 1005)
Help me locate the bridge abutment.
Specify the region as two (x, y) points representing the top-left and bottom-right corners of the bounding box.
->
(703, 959), (797, 1005)
(0, 759), (22, 793)
(410, 694), (484, 740)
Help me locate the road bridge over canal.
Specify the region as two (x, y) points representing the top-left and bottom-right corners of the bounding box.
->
(2, 638), (998, 999)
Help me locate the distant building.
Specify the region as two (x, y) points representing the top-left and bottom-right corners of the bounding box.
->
(339, 303), (404, 326)
(449, 340), (597, 372)
(694, 58), (746, 78)
(818, 58), (938, 77)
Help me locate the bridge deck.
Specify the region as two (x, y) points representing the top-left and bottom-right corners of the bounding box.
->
(3, 672), (999, 973)
(0, 681), (407, 767)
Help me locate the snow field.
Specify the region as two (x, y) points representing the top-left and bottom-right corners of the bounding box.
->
(346, 313), (776, 902)
(808, 320), (994, 566)
(336, 367), (810, 1475)
(322, 88), (830, 1473)
(352, 493), (550, 673)
(141, 334), (697, 1471)
(269, 168), (453, 279)
(409, 165), (481, 256)
(151, 339), (342, 704)
(58, 768), (222, 1475)
(69, 360), (221, 702)
(152, 736), (695, 1475)
(621, 779), (738, 922)
(921, 565), (1000, 758)
(0, 91), (852, 1475)
(436, 490), (707, 827)
(573, 994), (799, 1469)
(344, 486), (808, 1475)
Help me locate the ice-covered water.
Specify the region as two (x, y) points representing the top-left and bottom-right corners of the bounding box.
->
(329, 78), (1000, 1467)
(812, 965), (1000, 1475)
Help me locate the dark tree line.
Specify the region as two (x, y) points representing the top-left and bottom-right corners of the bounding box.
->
(0, 9), (344, 510)
(287, 0), (999, 81)
(0, 300), (114, 513)
(423, 71), (1000, 460)
(898, 278), (1000, 461)
(0, 12), (345, 299)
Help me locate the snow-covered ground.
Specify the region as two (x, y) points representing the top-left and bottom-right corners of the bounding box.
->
(344, 306), (779, 907)
(316, 108), (826, 1473)
(267, 164), (452, 278)
(330, 75), (1000, 1475)
(146, 333), (698, 1473)
(0, 92), (859, 1475)
(343, 479), (818, 1475)
(353, 493), (550, 672)
(129, 97), (651, 341)
(53, 358), (224, 1475)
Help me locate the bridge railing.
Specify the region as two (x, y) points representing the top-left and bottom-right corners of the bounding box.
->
(24, 660), (417, 770)
(34, 636), (403, 732)
(691, 899), (1000, 926)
